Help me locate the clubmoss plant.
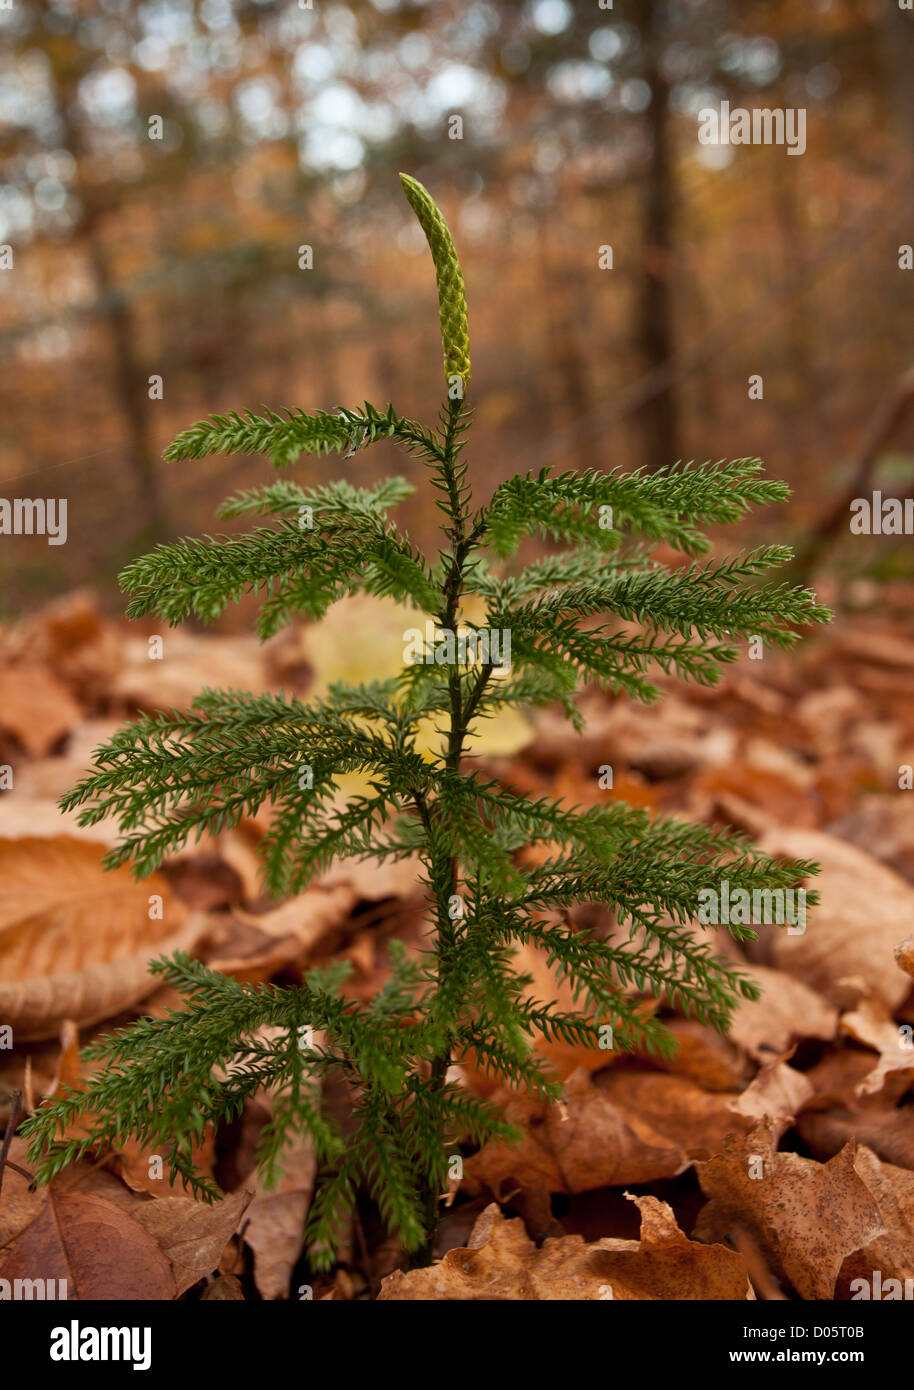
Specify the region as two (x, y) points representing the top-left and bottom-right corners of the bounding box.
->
(23, 175), (829, 1271)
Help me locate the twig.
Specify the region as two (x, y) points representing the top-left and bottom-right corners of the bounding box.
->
(0, 1089), (23, 1200)
(789, 365), (914, 581)
(5, 1161), (35, 1187)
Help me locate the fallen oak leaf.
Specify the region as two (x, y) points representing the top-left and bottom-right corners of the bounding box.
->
(694, 1120), (885, 1300)
(378, 1197), (751, 1301)
(587, 1194), (754, 1300)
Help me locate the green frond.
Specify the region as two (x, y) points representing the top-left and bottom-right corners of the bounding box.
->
(29, 177), (831, 1277)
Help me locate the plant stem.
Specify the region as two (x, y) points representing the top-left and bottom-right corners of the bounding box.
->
(412, 400), (475, 1266)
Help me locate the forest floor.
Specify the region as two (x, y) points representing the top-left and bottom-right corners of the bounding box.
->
(2, 583), (914, 1301)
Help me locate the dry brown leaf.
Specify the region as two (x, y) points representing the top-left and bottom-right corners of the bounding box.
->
(131, 1188), (253, 1297)
(594, 1068), (743, 1159)
(728, 963), (838, 1060)
(0, 592), (122, 705)
(464, 1067), (685, 1198)
(0, 1136), (46, 1250)
(0, 795), (118, 844)
(586, 1194), (753, 1300)
(751, 829), (914, 1012)
(840, 997), (914, 1097)
(113, 1130), (215, 1197)
(112, 632), (269, 713)
(0, 1189), (177, 1299)
(0, 1147), (252, 1300)
(379, 1197), (751, 1301)
(240, 1133), (316, 1300)
(694, 1120), (885, 1299)
(798, 1105), (914, 1170)
(837, 1146), (914, 1298)
(0, 836), (207, 1039)
(643, 1018), (750, 1092)
(726, 1058), (814, 1140)
(0, 666), (82, 759)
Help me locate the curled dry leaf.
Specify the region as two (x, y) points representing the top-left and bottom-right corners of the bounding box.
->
(379, 1197), (751, 1301)
(726, 1059), (814, 1141)
(752, 828), (914, 1012)
(0, 836), (207, 1040)
(837, 1147), (914, 1298)
(895, 936), (914, 981)
(840, 997), (914, 1097)
(694, 1120), (885, 1300)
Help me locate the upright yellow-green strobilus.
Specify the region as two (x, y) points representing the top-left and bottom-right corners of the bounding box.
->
(399, 173), (471, 391)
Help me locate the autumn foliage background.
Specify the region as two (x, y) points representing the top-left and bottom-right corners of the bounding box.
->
(3, 0), (914, 1302)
